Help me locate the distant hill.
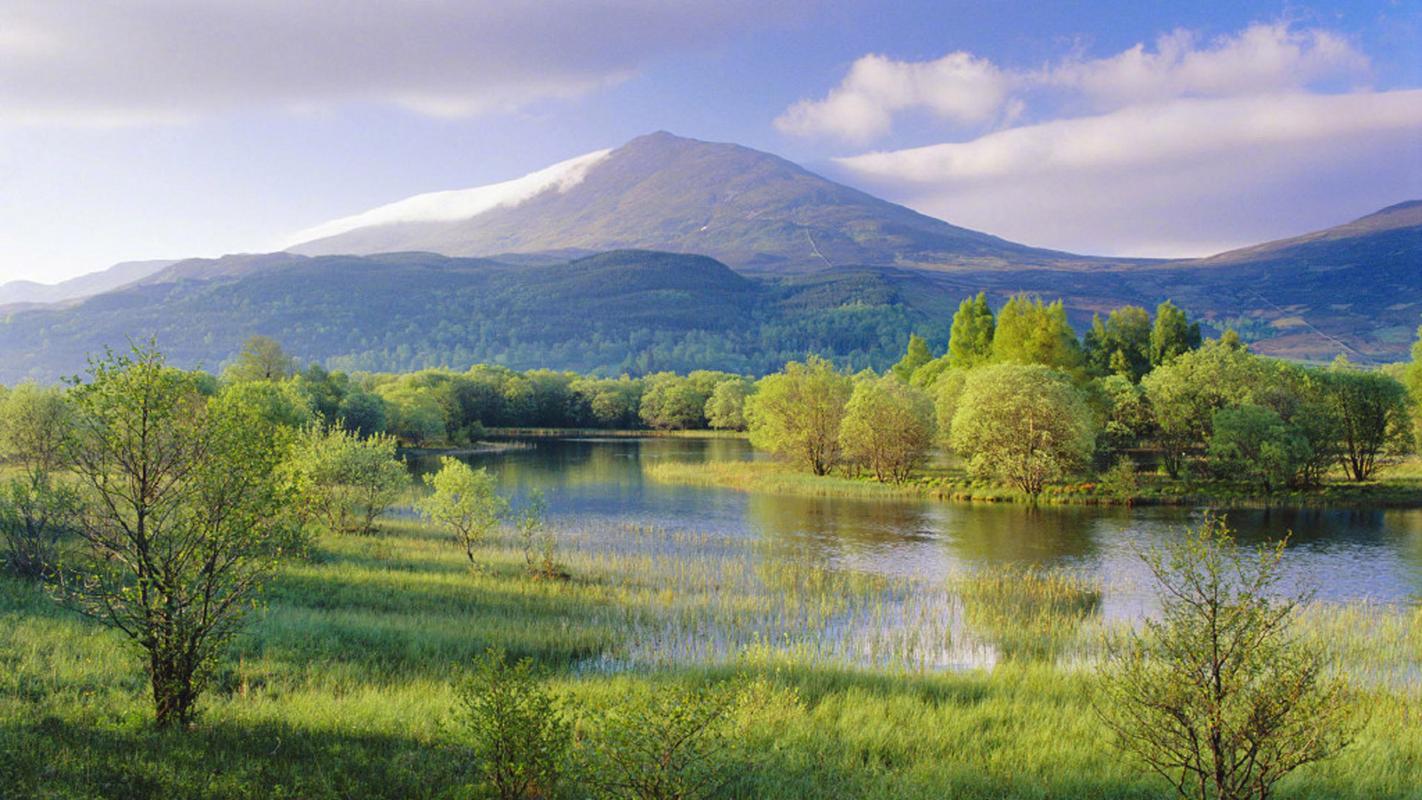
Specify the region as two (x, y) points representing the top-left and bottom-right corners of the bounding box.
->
(0, 259), (176, 307)
(289, 132), (1118, 272)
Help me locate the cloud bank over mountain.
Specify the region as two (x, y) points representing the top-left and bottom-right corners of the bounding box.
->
(783, 22), (1421, 256)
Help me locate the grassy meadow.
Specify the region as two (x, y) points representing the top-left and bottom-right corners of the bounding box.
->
(2, 508), (1420, 799)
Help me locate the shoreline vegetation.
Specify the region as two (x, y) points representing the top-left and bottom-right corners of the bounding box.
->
(645, 457), (1422, 508)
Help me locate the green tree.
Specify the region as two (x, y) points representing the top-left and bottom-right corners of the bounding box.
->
(1097, 515), (1352, 800)
(224, 335), (296, 383)
(908, 355), (953, 388)
(420, 458), (507, 566)
(284, 424), (408, 536)
(744, 356), (853, 475)
(891, 334), (934, 381)
(1207, 404), (1312, 492)
(0, 383), (77, 578)
(931, 368), (969, 445)
(1407, 325), (1422, 448)
(1084, 306), (1152, 381)
(640, 373), (710, 430)
(1141, 340), (1265, 478)
(456, 647), (571, 800)
(950, 364), (1096, 495)
(59, 344), (293, 727)
(839, 374), (935, 483)
(948, 292), (995, 368)
(1148, 300), (1202, 367)
(704, 377), (753, 431)
(337, 389), (387, 437)
(1317, 363), (1411, 481)
(217, 379), (314, 430)
(573, 376), (643, 428)
(990, 294), (1082, 371)
(1094, 374), (1154, 454)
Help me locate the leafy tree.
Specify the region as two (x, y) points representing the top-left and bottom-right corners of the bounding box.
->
(838, 374), (935, 483)
(1407, 325), (1422, 448)
(585, 679), (752, 800)
(745, 356), (853, 475)
(573, 375), (643, 428)
(456, 647), (571, 800)
(58, 344), (293, 727)
(284, 424), (407, 536)
(908, 355), (953, 388)
(931, 368), (969, 445)
(990, 294), (1082, 371)
(640, 373), (710, 430)
(1084, 306), (1152, 381)
(337, 389), (388, 437)
(1141, 340), (1265, 478)
(1208, 404), (1312, 492)
(704, 377), (753, 431)
(947, 292), (995, 368)
(1094, 374), (1153, 455)
(1148, 300), (1202, 367)
(891, 334), (934, 381)
(950, 364), (1096, 495)
(217, 379), (314, 430)
(420, 458), (507, 566)
(1317, 363), (1411, 481)
(377, 381), (448, 445)
(1097, 515), (1352, 800)
(0, 383), (77, 578)
(224, 335), (295, 383)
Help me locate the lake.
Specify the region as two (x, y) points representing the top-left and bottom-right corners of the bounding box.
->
(407, 437), (1422, 621)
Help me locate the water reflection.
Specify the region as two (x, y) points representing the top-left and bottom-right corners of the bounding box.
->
(406, 437), (1422, 608)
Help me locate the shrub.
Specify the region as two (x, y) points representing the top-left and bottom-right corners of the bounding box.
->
(1207, 404), (1311, 491)
(420, 457), (507, 566)
(284, 423), (408, 535)
(456, 647), (571, 800)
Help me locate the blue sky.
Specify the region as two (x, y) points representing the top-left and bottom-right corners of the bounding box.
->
(1, 0), (1418, 282)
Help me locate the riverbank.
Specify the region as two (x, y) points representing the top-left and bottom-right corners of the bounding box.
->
(2, 514), (1418, 799)
(645, 458), (1422, 508)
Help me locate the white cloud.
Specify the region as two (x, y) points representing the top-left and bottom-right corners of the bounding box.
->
(775, 52), (1011, 142)
(778, 22), (1371, 142)
(831, 90), (1422, 257)
(0, 1), (807, 126)
(284, 148), (613, 246)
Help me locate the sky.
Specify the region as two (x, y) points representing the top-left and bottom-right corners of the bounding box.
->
(0, 0), (1419, 284)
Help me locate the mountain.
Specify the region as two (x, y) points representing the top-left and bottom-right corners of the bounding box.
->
(0, 259), (176, 307)
(289, 132), (1118, 272)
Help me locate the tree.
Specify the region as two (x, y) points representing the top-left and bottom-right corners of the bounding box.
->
(284, 424), (408, 536)
(1207, 404), (1312, 492)
(0, 383), (77, 578)
(1408, 326), (1422, 449)
(1317, 364), (1411, 481)
(640, 373), (710, 430)
(948, 292), (995, 368)
(224, 335), (295, 383)
(217, 379), (314, 430)
(744, 357), (853, 475)
(59, 344), (293, 727)
(891, 334), (934, 381)
(931, 368), (969, 445)
(456, 647), (571, 800)
(1085, 306), (1152, 381)
(338, 389), (388, 437)
(420, 458), (507, 566)
(839, 375), (935, 482)
(1148, 300), (1202, 367)
(990, 294), (1082, 371)
(1141, 340), (1265, 478)
(704, 377), (753, 431)
(1097, 515), (1352, 800)
(1094, 374), (1154, 455)
(949, 364), (1096, 495)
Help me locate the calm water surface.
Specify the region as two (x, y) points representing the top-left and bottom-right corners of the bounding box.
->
(408, 437), (1422, 622)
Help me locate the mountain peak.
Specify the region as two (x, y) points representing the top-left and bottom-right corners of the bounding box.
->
(289, 133), (1077, 271)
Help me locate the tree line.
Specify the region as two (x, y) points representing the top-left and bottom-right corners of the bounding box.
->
(745, 293), (1421, 494)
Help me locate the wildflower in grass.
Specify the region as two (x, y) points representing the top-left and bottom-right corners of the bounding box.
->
(1096, 513), (1353, 800)
(457, 647), (571, 800)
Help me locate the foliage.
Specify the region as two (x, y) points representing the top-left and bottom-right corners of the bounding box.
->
(1141, 338), (1264, 478)
(57, 343), (294, 727)
(703, 377), (753, 431)
(1317, 363), (1411, 481)
(1085, 306), (1152, 381)
(1100, 456), (1140, 505)
(1094, 374), (1154, 454)
(838, 374), (935, 483)
(1208, 404), (1313, 491)
(284, 424), (408, 536)
(744, 356), (853, 476)
(1097, 515), (1353, 800)
(583, 679), (752, 800)
(947, 292), (995, 369)
(0, 384), (76, 578)
(949, 364), (1096, 495)
(991, 294), (1082, 372)
(217, 379), (315, 430)
(456, 647), (572, 800)
(224, 334), (296, 383)
(890, 333), (933, 381)
(1149, 300), (1203, 367)
(1406, 326), (1422, 447)
(516, 490), (563, 580)
(931, 368), (969, 445)
(420, 458), (507, 566)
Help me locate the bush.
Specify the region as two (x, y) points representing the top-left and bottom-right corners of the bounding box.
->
(456, 648), (571, 800)
(284, 424), (408, 535)
(1207, 404), (1311, 491)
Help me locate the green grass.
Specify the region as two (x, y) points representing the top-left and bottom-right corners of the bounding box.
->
(646, 457), (1422, 508)
(1, 513), (1419, 799)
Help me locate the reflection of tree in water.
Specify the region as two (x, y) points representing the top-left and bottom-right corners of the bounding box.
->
(938, 504), (1103, 565)
(746, 492), (933, 563)
(1383, 509), (1422, 574)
